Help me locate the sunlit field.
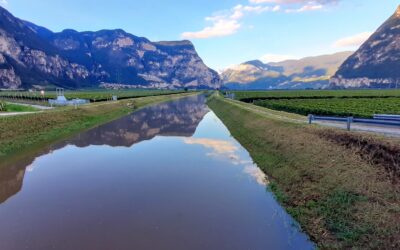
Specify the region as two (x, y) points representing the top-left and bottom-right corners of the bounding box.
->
(229, 89), (400, 118)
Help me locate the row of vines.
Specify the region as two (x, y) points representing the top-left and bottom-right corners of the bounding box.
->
(254, 98), (400, 118)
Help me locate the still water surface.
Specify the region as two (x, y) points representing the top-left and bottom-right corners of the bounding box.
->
(0, 95), (314, 250)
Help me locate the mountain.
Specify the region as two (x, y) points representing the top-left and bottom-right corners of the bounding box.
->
(331, 5), (400, 88)
(221, 51), (352, 90)
(0, 7), (220, 89)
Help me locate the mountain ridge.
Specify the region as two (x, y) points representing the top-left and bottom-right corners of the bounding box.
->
(331, 5), (400, 88)
(222, 51), (352, 90)
(0, 6), (220, 89)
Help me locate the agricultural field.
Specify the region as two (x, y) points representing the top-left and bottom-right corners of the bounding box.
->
(254, 98), (400, 118)
(231, 89), (400, 101)
(0, 89), (186, 103)
(228, 89), (400, 118)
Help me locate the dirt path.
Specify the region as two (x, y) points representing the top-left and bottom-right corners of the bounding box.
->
(5, 102), (53, 110)
(0, 112), (40, 117)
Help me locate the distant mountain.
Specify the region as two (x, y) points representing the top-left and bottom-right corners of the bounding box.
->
(331, 5), (400, 88)
(0, 6), (220, 89)
(221, 51), (352, 90)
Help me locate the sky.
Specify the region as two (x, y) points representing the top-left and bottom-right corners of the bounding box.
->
(1, 0), (399, 70)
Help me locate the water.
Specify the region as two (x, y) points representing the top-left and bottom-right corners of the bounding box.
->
(0, 95), (314, 250)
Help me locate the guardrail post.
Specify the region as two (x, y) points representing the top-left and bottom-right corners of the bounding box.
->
(308, 114), (314, 124)
(347, 117), (353, 131)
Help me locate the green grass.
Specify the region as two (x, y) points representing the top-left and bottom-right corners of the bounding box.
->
(1, 103), (39, 112)
(254, 98), (400, 118)
(208, 95), (400, 249)
(316, 190), (370, 243)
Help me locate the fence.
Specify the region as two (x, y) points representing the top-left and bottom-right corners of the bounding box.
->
(308, 114), (400, 131)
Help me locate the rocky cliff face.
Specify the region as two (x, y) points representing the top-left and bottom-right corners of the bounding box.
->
(0, 7), (220, 89)
(331, 5), (400, 88)
(221, 52), (352, 90)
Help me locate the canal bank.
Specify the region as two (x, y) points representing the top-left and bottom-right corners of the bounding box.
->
(207, 95), (400, 249)
(0, 92), (196, 162)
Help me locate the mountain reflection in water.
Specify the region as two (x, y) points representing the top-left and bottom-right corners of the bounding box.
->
(0, 95), (209, 204)
(68, 95), (209, 148)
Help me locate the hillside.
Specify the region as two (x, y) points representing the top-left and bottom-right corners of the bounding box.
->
(0, 7), (220, 89)
(331, 5), (400, 88)
(221, 51), (352, 90)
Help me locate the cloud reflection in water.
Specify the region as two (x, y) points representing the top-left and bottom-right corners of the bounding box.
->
(183, 137), (267, 185)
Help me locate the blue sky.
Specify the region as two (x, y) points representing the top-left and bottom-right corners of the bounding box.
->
(1, 0), (399, 70)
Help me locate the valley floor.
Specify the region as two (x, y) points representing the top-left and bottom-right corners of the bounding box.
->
(208, 94), (400, 249)
(0, 92), (196, 164)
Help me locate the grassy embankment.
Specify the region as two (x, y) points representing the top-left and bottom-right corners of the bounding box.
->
(208, 95), (400, 249)
(0, 92), (195, 162)
(0, 102), (39, 112)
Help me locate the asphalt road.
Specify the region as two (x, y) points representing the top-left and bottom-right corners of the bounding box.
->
(314, 120), (400, 138)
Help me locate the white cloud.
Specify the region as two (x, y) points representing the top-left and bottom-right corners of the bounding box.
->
(181, 0), (335, 39)
(181, 4), (277, 39)
(181, 19), (241, 39)
(250, 0), (337, 4)
(332, 32), (373, 48)
(0, 0), (8, 7)
(285, 3), (323, 13)
(272, 5), (281, 11)
(250, 0), (338, 13)
(260, 53), (299, 63)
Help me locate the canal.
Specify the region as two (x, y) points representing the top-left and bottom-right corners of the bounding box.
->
(0, 95), (314, 249)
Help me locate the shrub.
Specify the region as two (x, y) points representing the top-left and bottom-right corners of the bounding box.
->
(0, 101), (6, 111)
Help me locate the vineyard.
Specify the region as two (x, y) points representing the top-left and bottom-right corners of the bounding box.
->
(228, 89), (400, 118)
(231, 89), (400, 102)
(254, 98), (400, 118)
(0, 89), (186, 103)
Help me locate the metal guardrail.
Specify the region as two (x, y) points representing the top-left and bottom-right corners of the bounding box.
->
(224, 93), (236, 100)
(373, 114), (400, 121)
(308, 114), (400, 131)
